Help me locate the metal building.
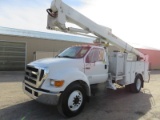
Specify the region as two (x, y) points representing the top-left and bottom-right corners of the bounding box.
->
(138, 48), (160, 70)
(0, 27), (93, 71)
(0, 27), (159, 71)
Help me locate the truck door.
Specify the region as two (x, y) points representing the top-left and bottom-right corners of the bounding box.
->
(84, 48), (108, 84)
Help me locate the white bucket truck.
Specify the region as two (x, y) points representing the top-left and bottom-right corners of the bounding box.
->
(23, 0), (150, 117)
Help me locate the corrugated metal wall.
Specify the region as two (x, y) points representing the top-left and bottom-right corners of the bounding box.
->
(0, 41), (26, 71)
(0, 35), (90, 71)
(1, 33), (158, 71)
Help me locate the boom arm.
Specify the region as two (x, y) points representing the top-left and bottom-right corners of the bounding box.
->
(47, 0), (146, 60)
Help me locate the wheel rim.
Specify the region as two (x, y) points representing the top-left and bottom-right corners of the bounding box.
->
(136, 78), (141, 90)
(68, 90), (83, 111)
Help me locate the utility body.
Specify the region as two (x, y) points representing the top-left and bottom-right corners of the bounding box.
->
(23, 0), (150, 117)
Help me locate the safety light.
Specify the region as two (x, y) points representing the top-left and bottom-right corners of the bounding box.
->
(50, 79), (64, 87)
(54, 80), (64, 87)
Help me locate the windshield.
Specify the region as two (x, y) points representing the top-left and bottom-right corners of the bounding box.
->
(57, 46), (90, 58)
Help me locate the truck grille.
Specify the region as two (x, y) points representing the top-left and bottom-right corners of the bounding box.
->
(24, 65), (44, 88)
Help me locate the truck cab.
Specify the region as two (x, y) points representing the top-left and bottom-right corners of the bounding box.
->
(23, 45), (109, 116)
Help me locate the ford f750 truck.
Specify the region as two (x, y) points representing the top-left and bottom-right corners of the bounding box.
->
(23, 0), (149, 117)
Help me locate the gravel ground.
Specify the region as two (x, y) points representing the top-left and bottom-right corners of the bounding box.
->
(0, 71), (160, 120)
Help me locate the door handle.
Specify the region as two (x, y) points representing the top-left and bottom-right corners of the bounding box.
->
(105, 65), (107, 69)
(85, 67), (90, 69)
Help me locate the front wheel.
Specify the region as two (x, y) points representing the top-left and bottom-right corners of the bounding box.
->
(57, 83), (86, 117)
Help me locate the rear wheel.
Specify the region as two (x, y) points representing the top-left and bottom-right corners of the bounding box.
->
(131, 75), (143, 93)
(57, 83), (86, 117)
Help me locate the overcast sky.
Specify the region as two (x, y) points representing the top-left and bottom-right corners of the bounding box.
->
(0, 0), (160, 49)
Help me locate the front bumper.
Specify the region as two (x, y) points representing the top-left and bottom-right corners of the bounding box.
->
(22, 82), (61, 105)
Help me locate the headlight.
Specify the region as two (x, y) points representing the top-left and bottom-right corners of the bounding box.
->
(50, 79), (64, 87)
(43, 68), (49, 78)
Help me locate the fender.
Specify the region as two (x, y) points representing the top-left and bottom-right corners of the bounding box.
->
(41, 67), (91, 96)
(135, 72), (144, 81)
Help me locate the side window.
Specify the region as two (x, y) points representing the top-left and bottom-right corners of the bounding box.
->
(85, 48), (105, 63)
(86, 49), (95, 63)
(98, 49), (105, 61)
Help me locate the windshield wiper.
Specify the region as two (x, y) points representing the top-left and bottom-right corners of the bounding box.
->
(58, 55), (74, 58)
(56, 55), (61, 58)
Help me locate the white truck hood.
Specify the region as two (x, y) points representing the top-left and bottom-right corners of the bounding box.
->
(28, 58), (84, 69)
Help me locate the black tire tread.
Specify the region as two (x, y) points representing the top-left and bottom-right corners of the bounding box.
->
(130, 75), (143, 93)
(57, 82), (86, 117)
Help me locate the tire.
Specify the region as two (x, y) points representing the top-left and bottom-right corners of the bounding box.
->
(130, 75), (143, 93)
(57, 83), (86, 117)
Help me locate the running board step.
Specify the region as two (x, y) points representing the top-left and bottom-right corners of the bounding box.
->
(106, 80), (117, 90)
